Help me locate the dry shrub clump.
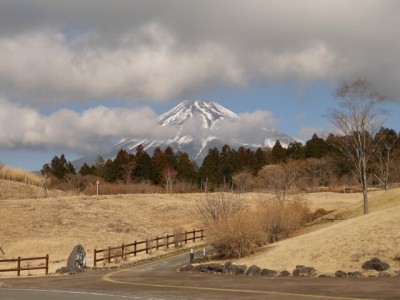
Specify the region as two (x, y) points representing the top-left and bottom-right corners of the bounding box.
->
(196, 193), (248, 224)
(198, 193), (310, 259)
(208, 211), (265, 258)
(258, 197), (310, 243)
(0, 163), (42, 186)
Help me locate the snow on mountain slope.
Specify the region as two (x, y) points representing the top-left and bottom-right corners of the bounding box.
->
(159, 100), (239, 128)
(73, 100), (298, 168)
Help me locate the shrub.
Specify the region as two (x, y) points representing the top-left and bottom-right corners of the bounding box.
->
(207, 211), (265, 258)
(196, 193), (248, 225)
(258, 197), (310, 243)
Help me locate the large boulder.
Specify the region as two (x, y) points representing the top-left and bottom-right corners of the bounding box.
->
(245, 265), (262, 276)
(362, 258), (390, 272)
(66, 245), (87, 274)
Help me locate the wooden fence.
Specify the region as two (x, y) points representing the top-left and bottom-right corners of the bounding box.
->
(94, 229), (204, 266)
(0, 255), (49, 276)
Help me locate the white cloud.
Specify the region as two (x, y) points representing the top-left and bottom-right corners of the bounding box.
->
(0, 98), (175, 153)
(0, 1), (400, 103)
(0, 26), (243, 105)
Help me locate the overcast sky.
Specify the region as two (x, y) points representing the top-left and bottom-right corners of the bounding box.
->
(1, 0), (400, 170)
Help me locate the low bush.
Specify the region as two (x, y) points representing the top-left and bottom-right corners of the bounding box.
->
(196, 193), (248, 225)
(200, 193), (309, 258)
(208, 211), (265, 258)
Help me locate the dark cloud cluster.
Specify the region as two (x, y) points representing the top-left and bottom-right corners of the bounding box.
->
(0, 1), (399, 154)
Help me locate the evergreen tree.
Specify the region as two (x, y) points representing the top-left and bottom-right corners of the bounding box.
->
(304, 134), (329, 158)
(271, 140), (287, 163)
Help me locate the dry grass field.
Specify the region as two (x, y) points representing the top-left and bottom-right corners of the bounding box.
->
(1, 177), (399, 277)
(235, 188), (400, 275)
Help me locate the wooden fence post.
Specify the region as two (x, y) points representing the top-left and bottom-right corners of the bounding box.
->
(108, 247), (111, 263)
(201, 229), (204, 240)
(94, 249), (97, 267)
(185, 231), (188, 244)
(17, 257), (21, 276)
(166, 235), (169, 249)
(134, 241), (137, 256)
(146, 239), (149, 254)
(122, 244), (125, 260)
(156, 236), (159, 250)
(45, 255), (49, 275)
(192, 229), (195, 242)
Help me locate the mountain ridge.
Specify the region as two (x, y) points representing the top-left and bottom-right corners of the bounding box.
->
(73, 100), (297, 168)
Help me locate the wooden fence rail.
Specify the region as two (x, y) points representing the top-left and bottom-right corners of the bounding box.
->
(0, 255), (49, 276)
(94, 229), (204, 266)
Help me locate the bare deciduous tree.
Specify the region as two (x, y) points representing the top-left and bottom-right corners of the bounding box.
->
(162, 167), (177, 195)
(373, 128), (399, 190)
(326, 79), (387, 214)
(259, 160), (303, 202)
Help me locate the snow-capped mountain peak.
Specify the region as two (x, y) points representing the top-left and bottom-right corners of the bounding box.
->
(158, 100), (239, 129)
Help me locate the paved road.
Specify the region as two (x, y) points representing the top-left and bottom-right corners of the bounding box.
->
(1, 250), (400, 299)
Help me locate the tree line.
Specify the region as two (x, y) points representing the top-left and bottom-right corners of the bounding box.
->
(41, 126), (400, 193)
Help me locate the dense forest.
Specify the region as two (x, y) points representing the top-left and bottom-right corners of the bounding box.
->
(42, 127), (400, 194)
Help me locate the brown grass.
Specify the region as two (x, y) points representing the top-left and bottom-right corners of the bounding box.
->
(0, 165), (42, 186)
(1, 180), (396, 277)
(234, 188), (400, 275)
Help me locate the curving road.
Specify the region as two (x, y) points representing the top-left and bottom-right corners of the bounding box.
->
(1, 249), (400, 300)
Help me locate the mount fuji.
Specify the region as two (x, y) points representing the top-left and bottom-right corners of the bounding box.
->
(73, 100), (297, 168)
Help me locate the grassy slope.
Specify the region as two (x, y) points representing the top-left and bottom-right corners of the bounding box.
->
(235, 188), (400, 274)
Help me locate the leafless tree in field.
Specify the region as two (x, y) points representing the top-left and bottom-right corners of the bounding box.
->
(259, 160), (303, 202)
(372, 128), (399, 190)
(326, 79), (387, 214)
(162, 167), (177, 195)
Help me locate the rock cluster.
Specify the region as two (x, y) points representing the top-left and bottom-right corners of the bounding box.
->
(180, 257), (399, 278)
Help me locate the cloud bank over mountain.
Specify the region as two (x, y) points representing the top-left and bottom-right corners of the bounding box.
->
(0, 1), (399, 106)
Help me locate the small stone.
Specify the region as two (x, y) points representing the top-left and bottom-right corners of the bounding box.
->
(293, 268), (301, 276)
(335, 270), (347, 277)
(378, 271), (392, 277)
(319, 273), (334, 278)
(348, 271), (363, 278)
(234, 265), (247, 275)
(279, 270), (290, 277)
(261, 268), (278, 277)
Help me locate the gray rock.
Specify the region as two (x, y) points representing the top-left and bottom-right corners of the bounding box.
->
(279, 270), (290, 277)
(66, 244), (87, 274)
(261, 268), (278, 277)
(233, 264), (247, 275)
(293, 268), (301, 276)
(301, 267), (316, 277)
(348, 271), (363, 278)
(319, 273), (334, 278)
(222, 261), (233, 274)
(55, 267), (70, 274)
(245, 265), (261, 276)
(362, 258), (390, 271)
(206, 263), (223, 273)
(293, 266), (316, 277)
(335, 270), (347, 277)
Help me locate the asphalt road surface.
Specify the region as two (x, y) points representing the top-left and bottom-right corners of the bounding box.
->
(1, 249), (400, 300)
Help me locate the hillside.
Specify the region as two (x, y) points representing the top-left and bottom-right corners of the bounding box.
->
(235, 189), (400, 274)
(0, 179), (65, 200)
(0, 191), (359, 276)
